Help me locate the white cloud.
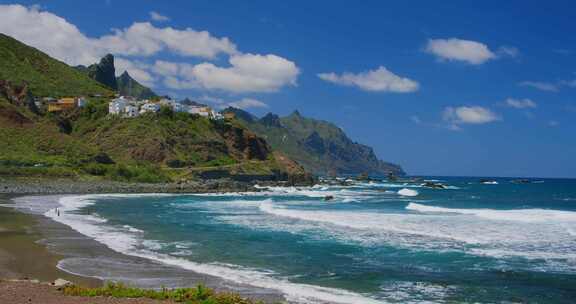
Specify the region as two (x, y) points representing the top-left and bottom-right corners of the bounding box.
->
(228, 98), (268, 109)
(97, 22), (237, 59)
(548, 120), (559, 127)
(497, 46), (519, 58)
(443, 106), (499, 126)
(505, 98), (537, 109)
(150, 11), (170, 22)
(318, 66), (419, 93)
(0, 4), (237, 66)
(518, 81), (559, 92)
(154, 54), (300, 93)
(0, 4), (300, 94)
(519, 78), (576, 92)
(197, 96), (268, 110)
(426, 38), (496, 65)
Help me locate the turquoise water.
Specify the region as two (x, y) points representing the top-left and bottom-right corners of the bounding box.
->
(50, 177), (576, 303)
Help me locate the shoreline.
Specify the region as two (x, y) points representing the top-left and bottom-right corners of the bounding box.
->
(0, 194), (100, 286)
(0, 192), (286, 303)
(0, 178), (262, 194)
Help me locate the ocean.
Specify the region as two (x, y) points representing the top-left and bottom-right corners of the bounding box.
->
(14, 177), (576, 303)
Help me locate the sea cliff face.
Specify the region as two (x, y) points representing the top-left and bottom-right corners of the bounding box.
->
(223, 108), (405, 176)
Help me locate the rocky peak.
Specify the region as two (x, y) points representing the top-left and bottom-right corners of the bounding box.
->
(88, 54), (117, 90)
(259, 113), (282, 128)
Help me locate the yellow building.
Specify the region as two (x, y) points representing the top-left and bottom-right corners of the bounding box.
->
(47, 97), (78, 112)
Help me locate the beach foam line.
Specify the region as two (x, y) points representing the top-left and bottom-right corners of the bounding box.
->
(45, 194), (386, 304)
(406, 203), (576, 222)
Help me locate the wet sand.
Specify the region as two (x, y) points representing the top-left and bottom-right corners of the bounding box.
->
(0, 194), (99, 286)
(0, 194), (284, 303)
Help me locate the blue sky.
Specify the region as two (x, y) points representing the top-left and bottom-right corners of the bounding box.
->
(1, 1), (575, 177)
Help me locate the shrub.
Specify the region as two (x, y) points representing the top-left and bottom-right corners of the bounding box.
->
(61, 282), (264, 304)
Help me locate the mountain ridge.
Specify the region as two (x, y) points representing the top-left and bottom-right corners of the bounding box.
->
(223, 107), (405, 176)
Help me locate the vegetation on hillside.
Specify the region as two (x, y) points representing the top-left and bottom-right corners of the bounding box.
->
(0, 95), (307, 182)
(0, 34), (112, 97)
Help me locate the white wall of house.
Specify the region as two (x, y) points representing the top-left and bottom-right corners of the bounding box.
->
(140, 103), (161, 114)
(124, 105), (139, 117)
(76, 97), (87, 107)
(109, 99), (127, 115)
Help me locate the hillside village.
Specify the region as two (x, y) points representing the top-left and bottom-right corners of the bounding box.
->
(108, 96), (226, 120)
(33, 93), (230, 121)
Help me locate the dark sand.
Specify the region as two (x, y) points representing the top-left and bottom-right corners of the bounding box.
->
(0, 194), (98, 286)
(0, 280), (172, 304)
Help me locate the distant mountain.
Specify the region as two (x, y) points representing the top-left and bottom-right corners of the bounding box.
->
(0, 33), (112, 97)
(179, 98), (206, 107)
(116, 71), (157, 100)
(77, 54), (157, 99)
(223, 108), (405, 176)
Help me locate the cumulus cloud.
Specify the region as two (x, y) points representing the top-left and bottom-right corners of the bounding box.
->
(443, 106), (500, 126)
(150, 11), (170, 22)
(0, 4), (300, 94)
(518, 81), (559, 92)
(504, 98), (537, 109)
(318, 66), (419, 93)
(153, 54), (300, 93)
(197, 96), (268, 110)
(426, 38), (497, 65)
(0, 4), (237, 66)
(228, 98), (268, 109)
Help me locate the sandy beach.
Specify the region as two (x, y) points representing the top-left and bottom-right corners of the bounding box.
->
(0, 194), (98, 286)
(0, 193), (284, 304)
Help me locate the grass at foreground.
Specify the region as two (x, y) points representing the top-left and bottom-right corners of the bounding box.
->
(62, 282), (269, 304)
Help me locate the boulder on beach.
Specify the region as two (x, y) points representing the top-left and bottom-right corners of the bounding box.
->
(52, 278), (72, 287)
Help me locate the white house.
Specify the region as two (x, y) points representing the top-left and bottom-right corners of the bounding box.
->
(188, 106), (211, 117)
(210, 111), (224, 120)
(140, 102), (161, 114)
(76, 97), (87, 108)
(109, 98), (127, 115)
(124, 105), (139, 117)
(172, 102), (187, 112)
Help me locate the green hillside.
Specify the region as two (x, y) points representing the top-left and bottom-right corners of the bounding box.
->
(0, 34), (112, 97)
(225, 108), (405, 176)
(0, 34), (309, 183)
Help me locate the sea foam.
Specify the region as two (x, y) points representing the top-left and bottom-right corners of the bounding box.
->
(406, 203), (576, 222)
(44, 194), (385, 304)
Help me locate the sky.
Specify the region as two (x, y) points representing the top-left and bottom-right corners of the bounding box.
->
(0, 1), (575, 178)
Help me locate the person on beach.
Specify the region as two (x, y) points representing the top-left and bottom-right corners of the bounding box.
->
(56, 208), (60, 217)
